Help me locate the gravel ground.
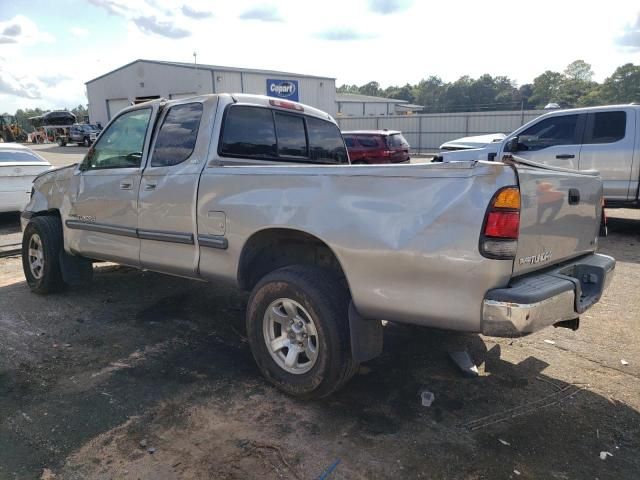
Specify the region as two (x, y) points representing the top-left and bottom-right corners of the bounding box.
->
(0, 151), (638, 478)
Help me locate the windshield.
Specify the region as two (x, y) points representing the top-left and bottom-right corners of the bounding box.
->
(0, 150), (48, 163)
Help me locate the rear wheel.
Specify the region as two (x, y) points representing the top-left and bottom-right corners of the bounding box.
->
(83, 137), (90, 147)
(246, 265), (359, 399)
(22, 216), (66, 294)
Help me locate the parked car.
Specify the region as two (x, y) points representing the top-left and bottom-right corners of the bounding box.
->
(21, 94), (614, 398)
(439, 105), (640, 208)
(0, 143), (51, 213)
(342, 130), (410, 164)
(440, 133), (506, 151)
(69, 124), (100, 147)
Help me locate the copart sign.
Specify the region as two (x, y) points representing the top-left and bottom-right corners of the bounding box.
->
(267, 79), (299, 102)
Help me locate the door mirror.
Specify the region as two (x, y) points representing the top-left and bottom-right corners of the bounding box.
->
(504, 136), (519, 153)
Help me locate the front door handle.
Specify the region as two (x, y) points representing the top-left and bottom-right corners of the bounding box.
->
(120, 181), (132, 190)
(556, 154), (575, 159)
(144, 182), (157, 191)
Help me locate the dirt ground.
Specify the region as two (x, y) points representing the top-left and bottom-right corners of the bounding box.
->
(1, 203), (639, 479)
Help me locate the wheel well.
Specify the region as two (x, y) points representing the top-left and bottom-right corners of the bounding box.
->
(238, 229), (347, 292)
(31, 209), (61, 219)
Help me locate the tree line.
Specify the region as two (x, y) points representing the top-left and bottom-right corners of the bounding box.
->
(338, 61), (640, 113)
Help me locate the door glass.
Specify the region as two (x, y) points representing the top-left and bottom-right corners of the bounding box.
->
(274, 112), (307, 157)
(586, 111), (626, 144)
(151, 103), (203, 167)
(518, 114), (579, 151)
(355, 136), (380, 148)
(84, 108), (151, 170)
(307, 117), (348, 164)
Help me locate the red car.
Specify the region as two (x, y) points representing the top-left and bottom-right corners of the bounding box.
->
(342, 130), (411, 164)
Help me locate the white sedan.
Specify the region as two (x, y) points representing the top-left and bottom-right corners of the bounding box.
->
(0, 143), (52, 213)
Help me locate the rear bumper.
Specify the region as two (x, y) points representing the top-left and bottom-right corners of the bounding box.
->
(481, 253), (615, 337)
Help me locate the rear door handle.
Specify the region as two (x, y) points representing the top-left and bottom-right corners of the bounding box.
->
(556, 154), (575, 159)
(144, 182), (157, 191)
(120, 181), (132, 190)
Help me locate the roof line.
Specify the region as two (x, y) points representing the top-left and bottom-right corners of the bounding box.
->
(86, 59), (336, 84)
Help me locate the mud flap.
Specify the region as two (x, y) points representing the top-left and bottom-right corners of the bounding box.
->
(59, 251), (93, 286)
(348, 302), (383, 362)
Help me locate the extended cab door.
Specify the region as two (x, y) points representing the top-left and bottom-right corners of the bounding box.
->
(138, 99), (213, 276)
(65, 106), (155, 266)
(509, 113), (586, 170)
(578, 108), (636, 201)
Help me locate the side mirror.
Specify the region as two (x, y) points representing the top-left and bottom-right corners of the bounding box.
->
(503, 137), (519, 153)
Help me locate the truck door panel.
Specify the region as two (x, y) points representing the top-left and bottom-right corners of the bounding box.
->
(578, 109), (636, 201)
(514, 113), (585, 169)
(66, 107), (155, 265)
(138, 100), (213, 276)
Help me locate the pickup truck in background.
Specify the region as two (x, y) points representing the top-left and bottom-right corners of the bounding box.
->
(439, 105), (640, 208)
(21, 94), (614, 398)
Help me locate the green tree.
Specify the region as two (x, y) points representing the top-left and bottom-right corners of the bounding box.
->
(529, 70), (565, 108)
(599, 63), (640, 103)
(71, 104), (88, 121)
(564, 60), (594, 82)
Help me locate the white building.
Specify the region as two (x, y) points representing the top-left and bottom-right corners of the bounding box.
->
(336, 93), (424, 116)
(86, 59), (336, 126)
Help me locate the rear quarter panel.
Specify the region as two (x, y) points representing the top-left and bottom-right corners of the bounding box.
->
(197, 161), (517, 331)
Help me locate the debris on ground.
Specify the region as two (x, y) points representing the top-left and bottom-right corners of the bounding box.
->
(448, 351), (479, 377)
(621, 359), (629, 366)
(139, 439), (147, 448)
(599, 451), (613, 460)
(544, 339), (556, 345)
(420, 389), (435, 407)
(498, 439), (511, 446)
(317, 459), (341, 480)
(147, 447), (156, 454)
(513, 469), (521, 475)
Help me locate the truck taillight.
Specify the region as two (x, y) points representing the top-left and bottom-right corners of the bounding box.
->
(480, 186), (520, 259)
(269, 99), (304, 111)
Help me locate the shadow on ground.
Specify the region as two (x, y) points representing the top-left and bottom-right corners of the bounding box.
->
(0, 264), (638, 479)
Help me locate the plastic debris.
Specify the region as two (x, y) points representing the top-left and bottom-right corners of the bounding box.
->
(600, 451), (613, 460)
(514, 470), (521, 476)
(544, 339), (556, 345)
(317, 459), (341, 480)
(448, 351), (479, 378)
(498, 439), (511, 446)
(147, 447), (156, 454)
(621, 359), (629, 366)
(420, 390), (435, 407)
(139, 439), (147, 448)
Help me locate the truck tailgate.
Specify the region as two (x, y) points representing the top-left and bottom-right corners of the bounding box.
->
(513, 161), (602, 277)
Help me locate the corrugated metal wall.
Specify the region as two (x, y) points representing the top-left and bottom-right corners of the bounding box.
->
(336, 110), (545, 152)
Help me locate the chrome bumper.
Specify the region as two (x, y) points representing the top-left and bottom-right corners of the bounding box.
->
(482, 253), (615, 337)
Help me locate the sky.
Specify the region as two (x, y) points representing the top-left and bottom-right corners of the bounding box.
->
(1, 0), (639, 113)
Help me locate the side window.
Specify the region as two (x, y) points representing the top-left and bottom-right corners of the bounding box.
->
(220, 106), (276, 157)
(518, 114), (579, 151)
(274, 112), (307, 157)
(307, 117), (348, 164)
(356, 136), (380, 148)
(343, 136), (357, 148)
(151, 103), (203, 167)
(586, 111), (626, 144)
(84, 108), (151, 170)
(387, 134), (409, 148)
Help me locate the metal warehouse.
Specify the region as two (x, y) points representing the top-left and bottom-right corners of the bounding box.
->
(86, 59), (337, 126)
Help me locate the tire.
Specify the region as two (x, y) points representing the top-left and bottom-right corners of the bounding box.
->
(56, 137), (64, 147)
(246, 265), (359, 399)
(22, 216), (66, 294)
(83, 137), (90, 147)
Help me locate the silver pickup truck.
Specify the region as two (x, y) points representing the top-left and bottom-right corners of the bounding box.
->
(21, 94), (614, 398)
(439, 105), (640, 208)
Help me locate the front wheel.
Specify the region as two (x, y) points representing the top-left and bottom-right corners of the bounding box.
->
(246, 265), (359, 399)
(22, 216), (66, 294)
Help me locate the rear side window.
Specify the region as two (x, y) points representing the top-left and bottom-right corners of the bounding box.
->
(275, 112), (307, 157)
(386, 134), (409, 148)
(151, 103), (203, 167)
(518, 114), (580, 151)
(343, 136), (357, 148)
(355, 136), (380, 148)
(307, 118), (348, 164)
(585, 111), (626, 144)
(220, 106), (276, 157)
